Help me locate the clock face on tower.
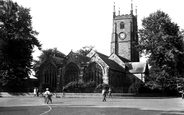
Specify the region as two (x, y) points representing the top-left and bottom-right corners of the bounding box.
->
(119, 32), (126, 40)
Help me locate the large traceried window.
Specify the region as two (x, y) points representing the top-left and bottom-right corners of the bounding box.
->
(64, 62), (79, 85)
(84, 62), (103, 85)
(44, 64), (57, 88)
(109, 70), (124, 87)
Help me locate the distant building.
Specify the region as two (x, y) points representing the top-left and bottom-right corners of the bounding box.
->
(37, 2), (149, 93)
(36, 55), (63, 92)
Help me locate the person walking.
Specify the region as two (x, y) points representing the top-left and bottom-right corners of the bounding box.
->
(44, 88), (52, 104)
(102, 88), (107, 102)
(62, 86), (66, 98)
(33, 87), (37, 97)
(108, 87), (112, 98)
(36, 88), (39, 97)
(182, 88), (184, 99)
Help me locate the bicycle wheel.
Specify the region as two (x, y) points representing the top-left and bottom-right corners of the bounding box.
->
(44, 97), (49, 104)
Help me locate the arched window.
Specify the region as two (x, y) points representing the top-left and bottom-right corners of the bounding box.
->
(84, 62), (103, 85)
(120, 22), (125, 29)
(44, 64), (57, 88)
(64, 62), (79, 85)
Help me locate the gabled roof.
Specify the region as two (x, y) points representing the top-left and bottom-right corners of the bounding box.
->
(52, 56), (64, 64)
(38, 55), (64, 68)
(96, 52), (125, 72)
(96, 51), (109, 59)
(109, 53), (126, 68)
(117, 55), (130, 62)
(86, 50), (96, 58)
(77, 54), (90, 63)
(126, 62), (148, 74)
(66, 51), (90, 63)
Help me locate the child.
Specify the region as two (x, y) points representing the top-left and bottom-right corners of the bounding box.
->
(44, 88), (52, 104)
(108, 87), (112, 98)
(62, 86), (66, 97)
(33, 87), (37, 97)
(102, 88), (106, 102)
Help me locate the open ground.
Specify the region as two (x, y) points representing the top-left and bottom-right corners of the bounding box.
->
(0, 96), (184, 115)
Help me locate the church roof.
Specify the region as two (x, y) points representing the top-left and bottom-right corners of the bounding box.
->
(117, 55), (130, 62)
(52, 56), (64, 64)
(76, 54), (90, 63)
(96, 51), (109, 59)
(126, 62), (148, 74)
(96, 52), (126, 72)
(37, 55), (64, 69)
(66, 51), (90, 63)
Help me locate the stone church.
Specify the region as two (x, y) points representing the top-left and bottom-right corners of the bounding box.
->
(37, 3), (149, 93)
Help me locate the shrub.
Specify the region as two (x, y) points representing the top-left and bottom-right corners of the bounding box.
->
(64, 80), (97, 93)
(138, 84), (152, 93)
(164, 85), (178, 96)
(85, 80), (96, 88)
(128, 82), (142, 94)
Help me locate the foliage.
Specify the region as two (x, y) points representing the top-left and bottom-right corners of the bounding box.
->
(128, 82), (142, 94)
(1, 79), (28, 92)
(64, 80), (97, 93)
(138, 83), (178, 96)
(95, 83), (110, 89)
(0, 0), (41, 86)
(164, 84), (178, 96)
(64, 81), (84, 93)
(76, 45), (94, 56)
(38, 48), (65, 61)
(137, 10), (184, 89)
(177, 78), (184, 87)
(84, 80), (96, 88)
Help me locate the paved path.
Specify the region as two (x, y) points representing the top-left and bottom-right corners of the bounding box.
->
(0, 97), (184, 115)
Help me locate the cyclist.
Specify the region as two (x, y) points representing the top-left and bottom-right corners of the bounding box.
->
(44, 88), (52, 104)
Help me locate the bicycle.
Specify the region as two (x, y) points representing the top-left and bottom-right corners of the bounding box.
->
(44, 94), (52, 104)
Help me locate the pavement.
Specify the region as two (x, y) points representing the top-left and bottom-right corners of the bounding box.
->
(0, 97), (184, 115)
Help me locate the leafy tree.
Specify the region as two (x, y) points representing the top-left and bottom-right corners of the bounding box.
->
(76, 45), (94, 56)
(137, 10), (184, 90)
(37, 48), (65, 62)
(0, 0), (41, 86)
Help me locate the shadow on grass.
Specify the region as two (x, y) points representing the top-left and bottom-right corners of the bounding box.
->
(0, 92), (31, 97)
(8, 92), (31, 96)
(111, 93), (180, 99)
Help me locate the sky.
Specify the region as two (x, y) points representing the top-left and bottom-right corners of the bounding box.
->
(12, 0), (184, 62)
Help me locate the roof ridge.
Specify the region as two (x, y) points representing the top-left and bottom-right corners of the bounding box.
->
(96, 51), (109, 58)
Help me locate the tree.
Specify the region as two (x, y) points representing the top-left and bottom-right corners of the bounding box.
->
(37, 48), (65, 62)
(137, 10), (184, 89)
(76, 45), (94, 56)
(0, 0), (41, 86)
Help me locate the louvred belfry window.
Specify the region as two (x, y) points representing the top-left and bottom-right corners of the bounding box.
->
(120, 22), (125, 29)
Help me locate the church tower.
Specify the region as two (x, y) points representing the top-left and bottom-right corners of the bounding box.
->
(111, 1), (139, 62)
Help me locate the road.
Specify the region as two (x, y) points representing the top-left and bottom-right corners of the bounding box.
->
(0, 97), (184, 115)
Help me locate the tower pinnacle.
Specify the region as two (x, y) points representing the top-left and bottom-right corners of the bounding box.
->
(135, 6), (137, 17)
(118, 7), (120, 16)
(130, 0), (133, 14)
(113, 2), (116, 18)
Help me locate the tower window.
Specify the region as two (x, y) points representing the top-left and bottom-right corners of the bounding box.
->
(120, 22), (125, 29)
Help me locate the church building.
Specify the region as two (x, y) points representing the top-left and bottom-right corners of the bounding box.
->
(37, 2), (149, 93)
